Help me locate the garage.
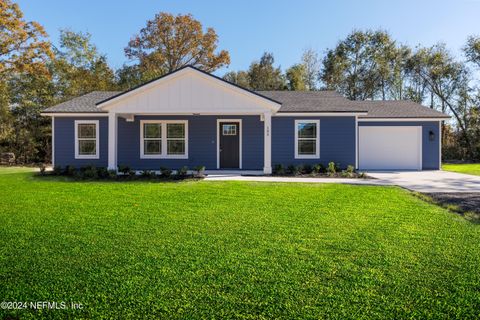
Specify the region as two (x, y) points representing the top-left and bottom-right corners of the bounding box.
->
(359, 126), (422, 170)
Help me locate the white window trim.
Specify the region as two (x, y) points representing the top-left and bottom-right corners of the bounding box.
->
(140, 120), (188, 159)
(74, 120), (100, 159)
(294, 119), (320, 159)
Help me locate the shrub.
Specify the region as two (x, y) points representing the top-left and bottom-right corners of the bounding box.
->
(81, 165), (98, 179)
(312, 163), (325, 174)
(97, 167), (109, 178)
(194, 165), (206, 177)
(128, 170), (137, 177)
(273, 164), (285, 175)
(160, 167), (172, 178)
(65, 165), (76, 176)
(118, 164), (130, 175)
(292, 165), (303, 176)
(177, 166), (189, 177)
(341, 170), (350, 178)
(358, 172), (367, 179)
(327, 162), (336, 176)
(108, 169), (117, 178)
(287, 165), (296, 175)
(303, 164), (312, 174)
(141, 170), (154, 177)
(53, 165), (62, 175)
(346, 165), (355, 174)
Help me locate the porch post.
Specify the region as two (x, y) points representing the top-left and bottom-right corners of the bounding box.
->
(263, 111), (272, 174)
(108, 112), (117, 170)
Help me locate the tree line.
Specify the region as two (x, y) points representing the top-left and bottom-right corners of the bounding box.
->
(1, 0), (479, 164)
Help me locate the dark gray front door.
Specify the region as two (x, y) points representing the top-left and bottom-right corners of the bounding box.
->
(219, 122), (240, 169)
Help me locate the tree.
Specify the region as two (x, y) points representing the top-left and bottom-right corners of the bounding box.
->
(407, 44), (475, 158)
(0, 0), (52, 159)
(124, 12), (230, 80)
(247, 52), (286, 90)
(320, 30), (399, 100)
(301, 48), (320, 90)
(223, 70), (250, 89)
(52, 29), (117, 99)
(464, 36), (480, 69)
(0, 0), (53, 76)
(286, 64), (307, 90)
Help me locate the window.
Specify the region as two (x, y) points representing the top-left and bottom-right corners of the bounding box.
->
(143, 123), (162, 155)
(140, 120), (188, 159)
(222, 124), (237, 136)
(295, 120), (319, 159)
(75, 120), (99, 159)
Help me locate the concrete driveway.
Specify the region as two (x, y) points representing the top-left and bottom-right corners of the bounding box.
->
(367, 170), (480, 193)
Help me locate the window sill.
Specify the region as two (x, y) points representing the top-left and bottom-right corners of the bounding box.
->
(140, 155), (189, 160)
(294, 155), (320, 160)
(75, 155), (100, 160)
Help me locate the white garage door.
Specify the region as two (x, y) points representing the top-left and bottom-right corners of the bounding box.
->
(359, 126), (422, 170)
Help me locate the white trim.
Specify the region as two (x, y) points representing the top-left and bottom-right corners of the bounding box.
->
(294, 120), (320, 159)
(74, 120), (100, 159)
(108, 113), (117, 170)
(217, 119), (242, 169)
(439, 120), (442, 169)
(419, 126), (423, 170)
(51, 117), (55, 166)
(263, 112), (272, 174)
(276, 112), (366, 117)
(139, 120), (189, 159)
(359, 118), (448, 122)
(41, 113), (109, 117)
(355, 115), (358, 169)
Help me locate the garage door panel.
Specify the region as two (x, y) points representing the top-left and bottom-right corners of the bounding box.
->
(359, 126), (422, 170)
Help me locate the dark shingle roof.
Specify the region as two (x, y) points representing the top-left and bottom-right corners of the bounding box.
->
(43, 89), (449, 119)
(43, 91), (119, 113)
(356, 100), (449, 118)
(257, 91), (367, 113)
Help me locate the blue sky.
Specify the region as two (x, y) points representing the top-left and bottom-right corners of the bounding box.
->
(16, 0), (480, 75)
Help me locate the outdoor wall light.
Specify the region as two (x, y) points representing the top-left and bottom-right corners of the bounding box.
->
(429, 130), (435, 141)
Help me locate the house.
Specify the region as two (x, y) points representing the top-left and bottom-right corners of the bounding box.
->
(41, 66), (449, 174)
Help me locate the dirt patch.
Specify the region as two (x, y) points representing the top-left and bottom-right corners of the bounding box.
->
(424, 192), (480, 223)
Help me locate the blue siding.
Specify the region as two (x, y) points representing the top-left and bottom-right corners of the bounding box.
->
(358, 121), (440, 170)
(117, 115), (264, 170)
(272, 116), (356, 168)
(54, 117), (108, 168)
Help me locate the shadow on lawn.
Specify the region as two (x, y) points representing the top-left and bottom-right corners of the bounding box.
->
(32, 173), (204, 184)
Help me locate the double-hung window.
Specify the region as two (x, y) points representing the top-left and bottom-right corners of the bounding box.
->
(140, 120), (188, 159)
(294, 120), (320, 159)
(75, 120), (99, 159)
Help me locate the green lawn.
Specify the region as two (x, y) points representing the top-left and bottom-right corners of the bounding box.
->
(1, 168), (479, 319)
(443, 163), (480, 176)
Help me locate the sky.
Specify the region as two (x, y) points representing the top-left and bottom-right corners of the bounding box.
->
(16, 0), (480, 75)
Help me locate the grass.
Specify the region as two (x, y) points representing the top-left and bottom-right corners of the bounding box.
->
(0, 167), (479, 319)
(443, 163), (480, 176)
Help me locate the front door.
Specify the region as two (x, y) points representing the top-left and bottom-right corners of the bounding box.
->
(219, 122), (240, 169)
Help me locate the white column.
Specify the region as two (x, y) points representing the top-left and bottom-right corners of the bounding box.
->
(355, 115), (359, 169)
(263, 112), (272, 174)
(108, 112), (117, 170)
(51, 117), (55, 167)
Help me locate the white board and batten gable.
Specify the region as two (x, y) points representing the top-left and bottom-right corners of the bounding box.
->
(97, 66), (281, 115)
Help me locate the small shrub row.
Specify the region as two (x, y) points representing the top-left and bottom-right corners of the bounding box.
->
(273, 162), (367, 178)
(44, 164), (207, 180)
